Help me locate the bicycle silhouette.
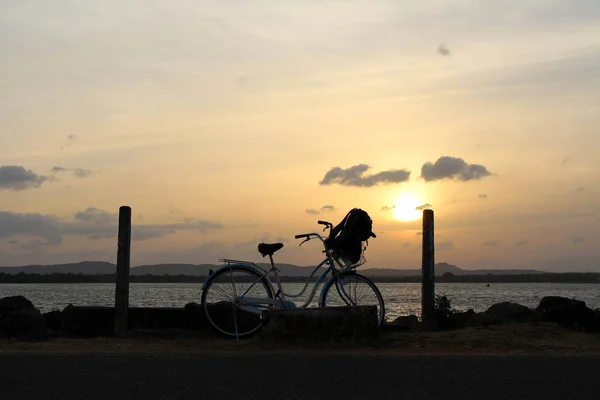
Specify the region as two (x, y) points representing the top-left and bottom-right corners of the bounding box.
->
(200, 220), (385, 339)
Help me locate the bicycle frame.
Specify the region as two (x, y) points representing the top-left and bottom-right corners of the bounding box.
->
(204, 231), (353, 315)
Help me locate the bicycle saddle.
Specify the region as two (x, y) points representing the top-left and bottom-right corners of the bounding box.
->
(258, 243), (284, 257)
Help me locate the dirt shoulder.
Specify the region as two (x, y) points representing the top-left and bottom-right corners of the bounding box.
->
(1, 323), (600, 355)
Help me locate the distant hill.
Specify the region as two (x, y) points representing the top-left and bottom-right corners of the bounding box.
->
(0, 261), (547, 277)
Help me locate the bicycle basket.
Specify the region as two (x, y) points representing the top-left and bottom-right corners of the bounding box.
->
(334, 240), (368, 270)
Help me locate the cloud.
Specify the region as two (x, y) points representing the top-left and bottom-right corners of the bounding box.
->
(562, 155), (574, 165)
(305, 205), (337, 215)
(0, 207), (223, 245)
(437, 44), (450, 56)
(420, 156), (492, 182)
(61, 134), (79, 150)
(74, 207), (113, 224)
(319, 164), (411, 187)
(482, 241), (499, 246)
(402, 242), (411, 248)
(51, 166), (95, 178)
(515, 240), (528, 247)
(0, 166), (48, 191)
(574, 187), (584, 193)
(381, 205), (396, 212)
(415, 203), (432, 211)
(0, 211), (63, 245)
(478, 194), (488, 199)
(573, 237), (585, 243)
(436, 241), (454, 251)
(50, 166), (68, 173)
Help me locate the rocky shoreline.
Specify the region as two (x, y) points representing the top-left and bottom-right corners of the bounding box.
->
(1, 294), (600, 343)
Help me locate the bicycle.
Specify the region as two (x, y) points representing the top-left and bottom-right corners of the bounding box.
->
(200, 220), (386, 339)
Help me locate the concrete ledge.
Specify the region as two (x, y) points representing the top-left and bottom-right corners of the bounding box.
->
(261, 306), (379, 341)
(55, 304), (379, 339)
(58, 304), (212, 337)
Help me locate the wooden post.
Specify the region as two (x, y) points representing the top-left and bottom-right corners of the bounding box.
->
(421, 209), (435, 323)
(114, 205), (131, 337)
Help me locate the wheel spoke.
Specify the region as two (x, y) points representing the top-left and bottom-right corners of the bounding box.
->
(322, 273), (385, 326)
(202, 266), (273, 338)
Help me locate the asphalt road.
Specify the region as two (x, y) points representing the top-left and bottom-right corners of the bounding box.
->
(1, 353), (599, 400)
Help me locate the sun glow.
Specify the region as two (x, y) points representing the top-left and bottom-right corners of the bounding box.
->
(392, 192), (426, 221)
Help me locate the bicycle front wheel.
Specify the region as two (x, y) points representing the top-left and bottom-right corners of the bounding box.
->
(201, 265), (274, 338)
(320, 271), (385, 326)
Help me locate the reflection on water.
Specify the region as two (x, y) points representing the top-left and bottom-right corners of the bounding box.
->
(1, 282), (598, 322)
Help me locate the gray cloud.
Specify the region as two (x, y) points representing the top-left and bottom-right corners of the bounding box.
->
(437, 44), (450, 56)
(420, 156), (492, 182)
(74, 207), (113, 224)
(319, 164), (411, 187)
(0, 211), (63, 245)
(574, 187), (584, 193)
(482, 241), (499, 246)
(305, 205), (337, 215)
(61, 134), (79, 150)
(0, 208), (223, 245)
(51, 166), (95, 178)
(381, 205), (396, 212)
(0, 166), (48, 191)
(415, 203), (432, 211)
(573, 237), (585, 243)
(515, 240), (528, 247)
(402, 242), (411, 248)
(478, 194), (488, 199)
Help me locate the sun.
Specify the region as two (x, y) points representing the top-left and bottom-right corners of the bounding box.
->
(392, 192), (426, 221)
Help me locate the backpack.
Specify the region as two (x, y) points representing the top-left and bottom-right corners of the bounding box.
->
(325, 208), (376, 265)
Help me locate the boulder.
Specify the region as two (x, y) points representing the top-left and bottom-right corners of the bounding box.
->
(536, 296), (596, 331)
(485, 302), (536, 324)
(390, 315), (419, 330)
(60, 305), (114, 337)
(43, 310), (63, 332)
(0, 296), (48, 340)
(437, 309), (482, 330)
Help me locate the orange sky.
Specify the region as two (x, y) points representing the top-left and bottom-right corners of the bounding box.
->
(1, 1), (600, 271)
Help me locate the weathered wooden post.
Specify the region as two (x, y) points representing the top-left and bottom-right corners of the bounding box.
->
(114, 205), (132, 337)
(421, 209), (435, 323)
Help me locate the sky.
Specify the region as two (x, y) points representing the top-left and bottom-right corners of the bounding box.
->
(1, 0), (599, 271)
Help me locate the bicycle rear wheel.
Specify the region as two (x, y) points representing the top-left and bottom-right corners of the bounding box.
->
(201, 265), (274, 338)
(320, 271), (385, 326)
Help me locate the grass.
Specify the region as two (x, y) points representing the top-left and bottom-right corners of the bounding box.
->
(1, 323), (599, 355)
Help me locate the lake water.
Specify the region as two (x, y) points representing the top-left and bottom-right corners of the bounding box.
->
(1, 282), (598, 322)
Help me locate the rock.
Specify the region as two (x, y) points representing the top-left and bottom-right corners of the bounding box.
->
(61, 305), (114, 337)
(390, 315), (419, 330)
(485, 302), (535, 324)
(536, 296), (596, 331)
(43, 310), (63, 332)
(436, 309), (479, 330)
(0, 296), (48, 340)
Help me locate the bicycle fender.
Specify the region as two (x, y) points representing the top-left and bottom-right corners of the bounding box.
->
(201, 263), (272, 292)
